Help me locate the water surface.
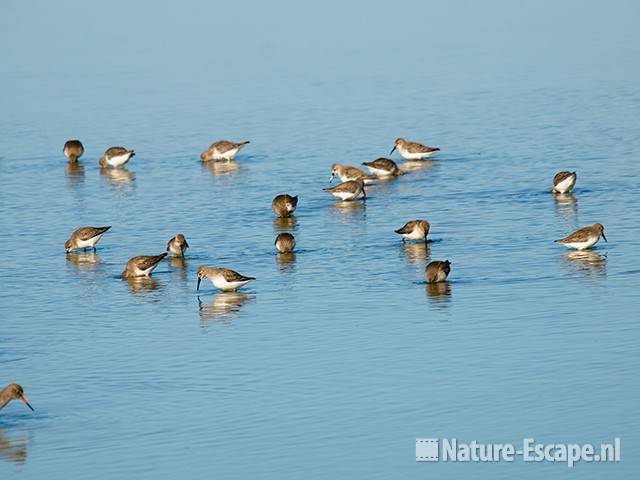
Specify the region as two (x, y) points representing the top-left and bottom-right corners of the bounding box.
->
(1, 1), (639, 478)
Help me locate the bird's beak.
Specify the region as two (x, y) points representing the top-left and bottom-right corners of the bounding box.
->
(329, 174), (335, 183)
(197, 277), (201, 291)
(602, 233), (607, 242)
(20, 396), (34, 412)
(390, 145), (396, 155)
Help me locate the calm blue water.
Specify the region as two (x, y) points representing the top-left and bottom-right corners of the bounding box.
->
(1, 1), (639, 478)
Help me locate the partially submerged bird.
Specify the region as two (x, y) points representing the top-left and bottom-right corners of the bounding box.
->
(121, 253), (167, 278)
(390, 137), (440, 160)
(63, 140), (84, 162)
(275, 232), (296, 253)
(99, 146), (135, 168)
(395, 220), (430, 242)
(425, 260), (451, 284)
(196, 266), (255, 292)
(552, 171), (577, 194)
(329, 163), (374, 184)
(362, 158), (401, 178)
(166, 233), (189, 256)
(65, 226), (111, 253)
(200, 140), (250, 162)
(555, 223), (607, 250)
(272, 194), (298, 217)
(323, 178), (366, 201)
(0, 384), (34, 412)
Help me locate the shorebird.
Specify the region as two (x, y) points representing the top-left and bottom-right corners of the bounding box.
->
(552, 171), (577, 194)
(275, 233), (296, 253)
(99, 146), (135, 168)
(329, 164), (374, 184)
(166, 233), (189, 256)
(323, 178), (366, 201)
(425, 260), (451, 283)
(196, 266), (255, 292)
(272, 194), (298, 217)
(0, 384), (34, 412)
(200, 140), (250, 161)
(555, 223), (607, 250)
(121, 253), (167, 278)
(63, 140), (84, 162)
(65, 226), (111, 253)
(390, 138), (440, 160)
(395, 220), (430, 242)
(362, 158), (401, 178)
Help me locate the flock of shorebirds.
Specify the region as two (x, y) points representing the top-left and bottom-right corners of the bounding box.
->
(1, 136), (608, 413)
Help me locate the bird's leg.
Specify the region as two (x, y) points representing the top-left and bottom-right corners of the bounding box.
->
(93, 246), (97, 253)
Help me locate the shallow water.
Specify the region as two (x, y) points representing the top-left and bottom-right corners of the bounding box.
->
(1, 1), (640, 478)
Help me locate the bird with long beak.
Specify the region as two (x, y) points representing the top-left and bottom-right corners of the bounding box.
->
(552, 171), (577, 194)
(200, 140), (250, 162)
(0, 384), (34, 412)
(323, 178), (366, 201)
(63, 139), (84, 162)
(272, 194), (298, 218)
(65, 226), (111, 253)
(362, 158), (401, 178)
(390, 138), (440, 160)
(425, 260), (451, 284)
(197, 266), (255, 292)
(555, 223), (607, 250)
(121, 253), (167, 278)
(99, 146), (135, 168)
(395, 219), (430, 242)
(329, 164), (375, 184)
(166, 233), (190, 256)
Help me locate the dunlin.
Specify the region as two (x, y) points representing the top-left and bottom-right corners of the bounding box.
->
(196, 266), (255, 292)
(166, 233), (189, 256)
(272, 194), (298, 217)
(121, 253), (167, 278)
(63, 140), (84, 162)
(99, 146), (135, 168)
(390, 138), (440, 160)
(552, 171), (577, 194)
(425, 260), (451, 284)
(362, 158), (401, 178)
(323, 178), (366, 201)
(0, 384), (34, 412)
(555, 223), (607, 250)
(329, 163), (374, 184)
(395, 220), (430, 242)
(65, 226), (111, 253)
(275, 233), (296, 253)
(200, 140), (250, 162)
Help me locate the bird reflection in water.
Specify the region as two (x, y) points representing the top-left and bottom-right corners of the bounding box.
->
(66, 252), (101, 271)
(198, 293), (254, 326)
(329, 199), (365, 220)
(276, 252), (296, 271)
(399, 160), (435, 174)
(563, 250), (606, 277)
(553, 193), (577, 220)
(100, 167), (135, 187)
(0, 428), (29, 466)
(169, 256), (188, 283)
(64, 162), (84, 187)
(273, 216), (298, 233)
(202, 160), (241, 177)
(124, 276), (161, 295)
(400, 242), (430, 264)
(425, 282), (451, 305)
